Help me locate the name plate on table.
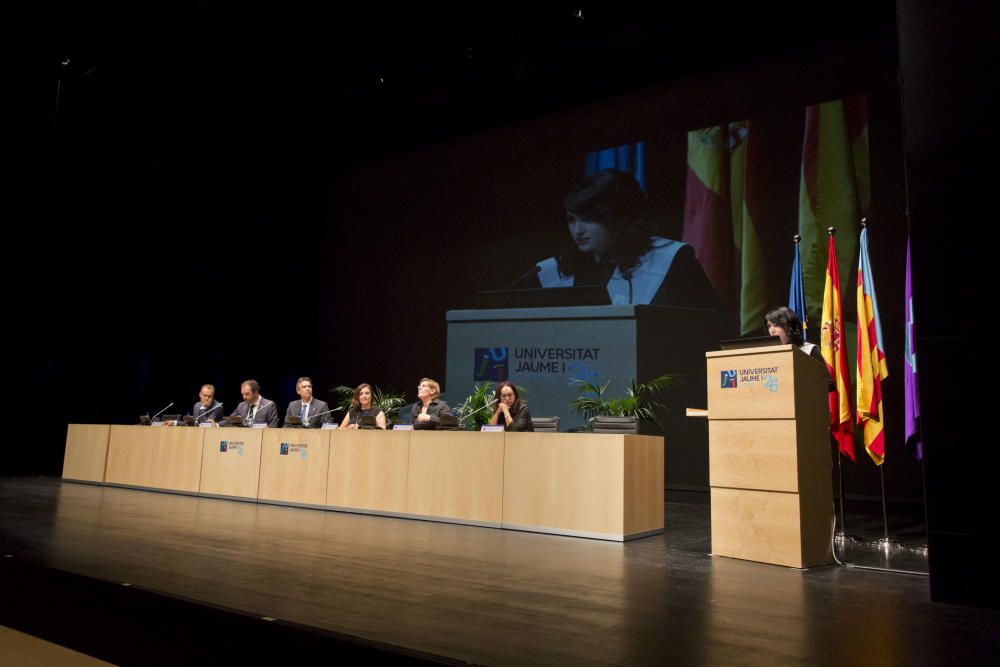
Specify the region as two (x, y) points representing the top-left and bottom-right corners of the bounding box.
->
(251, 423), (268, 429)
(321, 423), (338, 430)
(151, 421), (165, 427)
(199, 422), (216, 428)
(481, 425), (504, 432)
(392, 424), (413, 431)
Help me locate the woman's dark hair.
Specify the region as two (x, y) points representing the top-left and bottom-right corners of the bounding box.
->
(351, 383), (374, 411)
(557, 169), (654, 279)
(493, 381), (523, 411)
(765, 306), (805, 346)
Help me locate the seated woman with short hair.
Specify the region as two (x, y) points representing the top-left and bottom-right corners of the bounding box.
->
(411, 378), (451, 426)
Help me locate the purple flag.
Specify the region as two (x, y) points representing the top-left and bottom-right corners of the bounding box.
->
(904, 239), (922, 459)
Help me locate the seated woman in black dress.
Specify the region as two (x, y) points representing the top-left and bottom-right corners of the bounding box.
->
(488, 381), (534, 432)
(765, 306), (824, 363)
(340, 383), (387, 430)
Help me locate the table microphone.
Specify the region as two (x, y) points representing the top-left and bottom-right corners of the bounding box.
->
(150, 402), (174, 422)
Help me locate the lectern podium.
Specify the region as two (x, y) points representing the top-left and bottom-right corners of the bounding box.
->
(705, 344), (833, 568)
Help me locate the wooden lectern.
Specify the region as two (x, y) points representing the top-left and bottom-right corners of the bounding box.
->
(705, 344), (833, 568)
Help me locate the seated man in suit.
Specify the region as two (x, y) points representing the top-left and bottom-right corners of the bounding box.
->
(284, 377), (332, 428)
(192, 384), (224, 424)
(229, 379), (279, 427)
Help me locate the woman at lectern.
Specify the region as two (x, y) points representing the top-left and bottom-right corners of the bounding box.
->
(340, 383), (387, 430)
(524, 169), (717, 307)
(765, 306), (824, 363)
(488, 381), (534, 432)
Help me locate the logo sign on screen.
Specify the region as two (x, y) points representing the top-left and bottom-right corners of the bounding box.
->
(474, 347), (509, 381)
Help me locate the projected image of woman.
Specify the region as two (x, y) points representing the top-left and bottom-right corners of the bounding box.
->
(529, 170), (716, 307)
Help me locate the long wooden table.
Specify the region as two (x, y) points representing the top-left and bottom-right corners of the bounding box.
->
(63, 425), (663, 541)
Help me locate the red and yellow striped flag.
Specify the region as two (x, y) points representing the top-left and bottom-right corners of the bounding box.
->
(822, 234), (855, 460)
(683, 126), (737, 311)
(798, 96), (869, 330)
(857, 227), (888, 464)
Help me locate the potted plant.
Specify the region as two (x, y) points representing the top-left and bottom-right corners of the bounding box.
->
(568, 374), (681, 431)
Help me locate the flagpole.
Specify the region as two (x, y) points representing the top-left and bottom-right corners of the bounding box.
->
(919, 460), (929, 555)
(792, 233), (804, 338)
(834, 451), (862, 544)
(877, 464), (891, 547)
(836, 452), (848, 540)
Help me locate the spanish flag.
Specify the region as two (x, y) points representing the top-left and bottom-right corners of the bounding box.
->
(822, 233), (855, 460)
(682, 122), (766, 333)
(857, 227), (888, 464)
(683, 125), (737, 312)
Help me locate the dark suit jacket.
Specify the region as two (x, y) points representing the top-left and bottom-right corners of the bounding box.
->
(284, 399), (332, 428)
(192, 400), (224, 423)
(410, 399), (451, 423)
(231, 398), (279, 427)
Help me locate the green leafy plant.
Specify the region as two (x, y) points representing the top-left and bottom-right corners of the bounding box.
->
(454, 382), (498, 430)
(333, 385), (408, 424)
(568, 374), (681, 431)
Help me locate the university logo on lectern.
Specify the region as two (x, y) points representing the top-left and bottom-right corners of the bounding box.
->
(220, 441), (228, 452)
(721, 370), (737, 388)
(474, 347), (509, 381)
(280, 442), (289, 455)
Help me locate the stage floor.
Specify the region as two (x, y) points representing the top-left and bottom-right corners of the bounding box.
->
(1, 477), (997, 665)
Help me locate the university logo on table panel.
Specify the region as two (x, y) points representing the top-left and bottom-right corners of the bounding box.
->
(721, 370), (737, 388)
(474, 347), (509, 381)
(280, 442), (289, 456)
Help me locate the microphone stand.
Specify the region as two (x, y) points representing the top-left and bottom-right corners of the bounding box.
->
(149, 402), (174, 423)
(460, 401), (498, 427)
(193, 403), (222, 424)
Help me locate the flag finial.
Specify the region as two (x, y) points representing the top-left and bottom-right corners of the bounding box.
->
(827, 227), (836, 237)
(793, 234), (801, 244)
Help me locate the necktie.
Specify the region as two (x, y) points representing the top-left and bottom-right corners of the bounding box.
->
(246, 405), (256, 426)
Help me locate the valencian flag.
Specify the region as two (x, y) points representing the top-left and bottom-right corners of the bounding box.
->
(904, 239), (923, 459)
(798, 96), (870, 330)
(821, 232), (856, 460)
(789, 237), (808, 341)
(683, 125), (738, 312)
(856, 227), (888, 464)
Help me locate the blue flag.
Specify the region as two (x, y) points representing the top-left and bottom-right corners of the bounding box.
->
(789, 239), (808, 341)
(585, 142), (646, 193)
